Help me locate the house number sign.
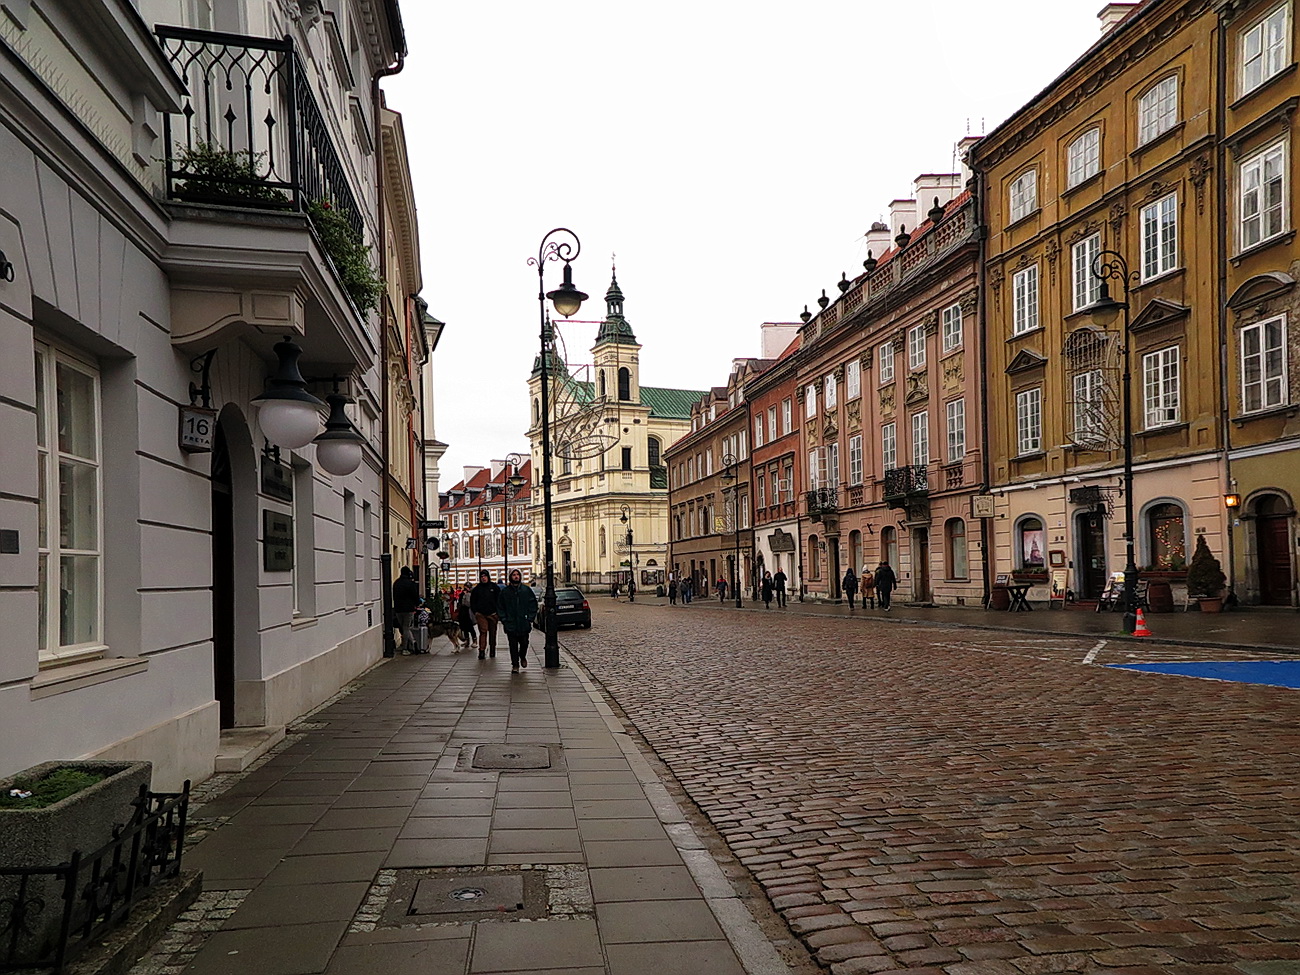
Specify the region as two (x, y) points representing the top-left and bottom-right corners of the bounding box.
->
(179, 406), (217, 453)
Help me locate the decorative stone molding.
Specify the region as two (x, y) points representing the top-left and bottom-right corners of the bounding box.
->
(921, 310), (940, 336)
(943, 356), (964, 388)
(861, 349), (873, 368)
(1189, 154), (1212, 214)
(989, 272), (1004, 310)
(904, 372), (929, 405)
(846, 400), (862, 429)
(1145, 178), (1174, 202)
(823, 413), (838, 439)
(1044, 237), (1061, 286)
(880, 386), (896, 414)
(1109, 200), (1127, 234)
(959, 289), (978, 314)
(1066, 221), (1101, 246)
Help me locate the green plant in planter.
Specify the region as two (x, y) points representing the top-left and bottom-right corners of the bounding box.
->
(173, 141), (290, 205)
(0, 767), (106, 809)
(308, 199), (384, 315)
(1185, 535), (1226, 597)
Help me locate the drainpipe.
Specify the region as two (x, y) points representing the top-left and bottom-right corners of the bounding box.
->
(970, 163), (995, 608)
(1214, 10), (1236, 600)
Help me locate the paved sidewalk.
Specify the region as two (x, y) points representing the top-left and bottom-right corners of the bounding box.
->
(143, 650), (791, 975)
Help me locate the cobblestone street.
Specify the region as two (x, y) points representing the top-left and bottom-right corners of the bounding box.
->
(564, 600), (1300, 975)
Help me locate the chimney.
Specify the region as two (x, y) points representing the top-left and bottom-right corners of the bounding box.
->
(760, 322), (801, 358)
(958, 135), (983, 184)
(1098, 2), (1138, 34)
(463, 465), (484, 484)
(888, 198), (918, 241)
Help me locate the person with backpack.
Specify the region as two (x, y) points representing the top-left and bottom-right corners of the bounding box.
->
(874, 560), (898, 612)
(456, 586), (476, 649)
(470, 569), (500, 659)
(842, 567), (858, 610)
(860, 566), (876, 609)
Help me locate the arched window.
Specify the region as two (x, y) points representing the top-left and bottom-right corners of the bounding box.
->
(1016, 516), (1046, 569)
(946, 518), (968, 580)
(598, 371), (607, 398)
(599, 526), (607, 557)
(648, 436), (662, 469)
(880, 526), (897, 569)
(1145, 501), (1187, 570)
(618, 367), (631, 401)
(848, 529), (862, 573)
(808, 534), (820, 579)
(533, 399), (540, 425)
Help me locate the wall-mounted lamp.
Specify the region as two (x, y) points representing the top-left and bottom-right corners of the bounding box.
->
(0, 249), (13, 283)
(314, 391), (366, 476)
(252, 337), (326, 449)
(1223, 493), (1241, 509)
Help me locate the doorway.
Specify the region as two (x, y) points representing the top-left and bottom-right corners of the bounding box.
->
(561, 549), (572, 585)
(1256, 495), (1293, 605)
(1077, 511), (1108, 599)
(211, 425), (236, 729)
(828, 538), (842, 599)
(913, 528), (930, 601)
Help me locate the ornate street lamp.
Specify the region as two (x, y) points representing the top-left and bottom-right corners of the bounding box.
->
(1086, 250), (1141, 633)
(719, 453), (742, 609)
(503, 452), (526, 585)
(252, 337), (365, 474)
(529, 229), (588, 668)
(619, 504), (635, 602)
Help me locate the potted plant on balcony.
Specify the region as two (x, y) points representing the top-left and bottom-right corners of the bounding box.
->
(308, 199), (384, 315)
(172, 141), (290, 206)
(1186, 535), (1227, 613)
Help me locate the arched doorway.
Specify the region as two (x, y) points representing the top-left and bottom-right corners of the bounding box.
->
(211, 424), (235, 728)
(1256, 494), (1294, 605)
(212, 406), (259, 728)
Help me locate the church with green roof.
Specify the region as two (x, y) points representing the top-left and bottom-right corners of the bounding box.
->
(525, 269), (705, 592)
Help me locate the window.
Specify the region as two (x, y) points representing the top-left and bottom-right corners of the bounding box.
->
(753, 416), (764, 448)
(881, 422), (897, 471)
(617, 367), (631, 401)
(805, 384), (817, 418)
(908, 324), (926, 370)
(911, 412), (929, 466)
(1072, 369), (1106, 447)
(1067, 127), (1101, 187)
(648, 436), (661, 469)
(1242, 5), (1289, 94)
(849, 434), (863, 485)
(946, 518), (969, 580)
(782, 461), (794, 500)
(1013, 265), (1039, 335)
(767, 406), (777, 441)
(1240, 142), (1286, 250)
(621, 446), (633, 470)
(1072, 233), (1101, 312)
(1017, 516), (1046, 569)
(879, 342), (895, 384)
(826, 442), (840, 487)
(1138, 75), (1178, 145)
(880, 525), (898, 570)
(1016, 388), (1042, 454)
(34, 343), (103, 657)
(1009, 169), (1037, 222)
(946, 399), (966, 462)
(941, 303), (963, 353)
(293, 462), (315, 617)
(845, 359), (861, 399)
(782, 399), (792, 434)
(808, 449), (819, 488)
(1143, 346), (1180, 428)
(808, 534), (820, 580)
(1242, 315), (1287, 411)
(599, 526), (606, 557)
(1147, 502), (1187, 570)
(757, 473), (766, 508)
(1141, 193), (1178, 280)
(824, 373), (837, 409)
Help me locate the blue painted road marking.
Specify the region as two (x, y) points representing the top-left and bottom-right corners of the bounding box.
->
(1108, 659), (1300, 689)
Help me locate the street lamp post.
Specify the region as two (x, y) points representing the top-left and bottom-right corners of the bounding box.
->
(503, 452), (526, 586)
(1086, 249), (1141, 634)
(719, 453), (742, 609)
(529, 229), (588, 669)
(619, 505), (635, 601)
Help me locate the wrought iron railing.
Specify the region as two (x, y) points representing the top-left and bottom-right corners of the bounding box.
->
(0, 783), (189, 973)
(155, 26), (363, 237)
(883, 465), (929, 498)
(805, 486), (838, 516)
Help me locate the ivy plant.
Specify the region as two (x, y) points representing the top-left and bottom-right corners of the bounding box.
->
(308, 199), (385, 316)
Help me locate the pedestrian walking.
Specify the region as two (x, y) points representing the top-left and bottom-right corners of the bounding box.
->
(773, 568), (787, 608)
(456, 586), (476, 648)
(842, 567), (858, 610)
(683, 577), (693, 604)
(470, 569), (500, 659)
(392, 566), (420, 653)
(668, 579), (678, 605)
(716, 577), (728, 602)
(860, 566), (876, 609)
(498, 568), (538, 672)
(761, 571), (774, 609)
(874, 560), (897, 611)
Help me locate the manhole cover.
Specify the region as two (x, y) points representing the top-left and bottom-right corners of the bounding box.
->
(410, 874), (525, 916)
(472, 744), (551, 770)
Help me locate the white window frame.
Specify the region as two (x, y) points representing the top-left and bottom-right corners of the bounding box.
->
(808, 448), (820, 489)
(1016, 388), (1043, 455)
(34, 341), (105, 660)
(781, 398), (792, 434)
(908, 324), (927, 370)
(1241, 4), (1289, 95)
(849, 434), (863, 485)
(941, 303), (963, 353)
(946, 399), (966, 463)
(878, 342), (895, 384)
(757, 472), (766, 508)
(805, 384), (817, 418)
(767, 405), (778, 441)
(1241, 314), (1289, 412)
(1141, 193), (1178, 281)
(911, 411), (929, 467)
(1239, 140), (1287, 251)
(845, 359), (861, 399)
(753, 416), (764, 448)
(1138, 75), (1179, 145)
(1012, 265), (1039, 335)
(1009, 169), (1037, 223)
(1072, 233), (1101, 312)
(824, 372), (838, 410)
(1067, 127), (1101, 188)
(881, 422), (897, 472)
(1143, 346), (1181, 429)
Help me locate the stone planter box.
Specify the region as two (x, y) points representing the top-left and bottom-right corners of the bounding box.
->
(0, 760), (151, 964)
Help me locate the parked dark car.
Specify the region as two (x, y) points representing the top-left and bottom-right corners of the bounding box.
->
(533, 586), (592, 630)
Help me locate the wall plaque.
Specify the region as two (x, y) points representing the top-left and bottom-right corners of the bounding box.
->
(179, 406), (216, 453)
(262, 509), (294, 572)
(971, 495), (995, 518)
(261, 457), (293, 502)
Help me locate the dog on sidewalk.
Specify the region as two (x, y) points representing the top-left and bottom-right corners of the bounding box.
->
(405, 620), (463, 654)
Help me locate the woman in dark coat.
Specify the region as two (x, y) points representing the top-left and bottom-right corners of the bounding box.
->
(874, 561), (897, 611)
(842, 567), (858, 610)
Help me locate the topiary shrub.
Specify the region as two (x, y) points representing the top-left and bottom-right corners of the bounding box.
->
(1185, 535), (1226, 597)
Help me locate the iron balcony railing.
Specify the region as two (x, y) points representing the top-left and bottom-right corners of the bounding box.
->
(883, 465), (929, 499)
(155, 26), (363, 238)
(804, 486), (838, 516)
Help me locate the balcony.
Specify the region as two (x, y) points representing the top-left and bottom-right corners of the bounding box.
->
(804, 486), (838, 523)
(153, 26), (374, 368)
(883, 465), (930, 521)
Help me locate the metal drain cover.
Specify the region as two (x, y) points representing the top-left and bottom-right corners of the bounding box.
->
(410, 874), (525, 916)
(472, 744), (551, 770)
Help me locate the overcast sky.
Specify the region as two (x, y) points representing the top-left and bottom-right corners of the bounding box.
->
(385, 0), (1109, 488)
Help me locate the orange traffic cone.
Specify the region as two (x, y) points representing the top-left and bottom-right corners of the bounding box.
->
(1132, 607), (1152, 638)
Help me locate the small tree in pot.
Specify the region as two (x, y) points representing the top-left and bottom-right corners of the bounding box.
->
(1186, 535), (1227, 612)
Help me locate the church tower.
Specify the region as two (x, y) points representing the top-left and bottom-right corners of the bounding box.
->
(591, 265), (641, 405)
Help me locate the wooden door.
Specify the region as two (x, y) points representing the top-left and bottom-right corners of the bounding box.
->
(1258, 515), (1293, 605)
(914, 528), (930, 601)
(1077, 512), (1108, 599)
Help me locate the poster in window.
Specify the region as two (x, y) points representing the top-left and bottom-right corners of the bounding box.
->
(1022, 526), (1046, 567)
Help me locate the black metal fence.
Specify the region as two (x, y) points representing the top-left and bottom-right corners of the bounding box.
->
(0, 783), (190, 973)
(883, 465), (929, 498)
(805, 486), (838, 515)
(155, 26), (363, 237)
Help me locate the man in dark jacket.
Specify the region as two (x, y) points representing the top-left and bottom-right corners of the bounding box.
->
(874, 561), (898, 612)
(497, 569), (538, 672)
(470, 569), (500, 659)
(773, 569), (787, 608)
(392, 566), (421, 652)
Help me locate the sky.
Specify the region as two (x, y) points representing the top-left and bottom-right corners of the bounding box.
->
(385, 0), (1111, 488)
